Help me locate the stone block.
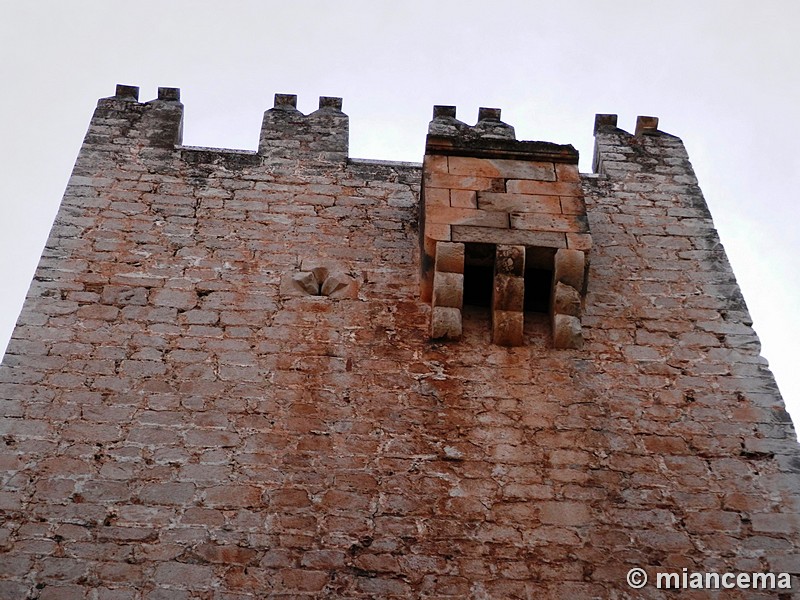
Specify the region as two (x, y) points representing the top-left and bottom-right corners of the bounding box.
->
(554, 248), (585, 290)
(635, 115), (660, 136)
(318, 96), (343, 110)
(506, 180), (582, 196)
(553, 314), (583, 349)
(450, 189), (477, 208)
(477, 192), (561, 214)
(750, 513), (800, 534)
(447, 156), (556, 181)
(493, 274), (524, 312)
(495, 245), (526, 277)
(424, 187), (449, 207)
(510, 212), (589, 233)
(555, 163), (581, 182)
(424, 223), (452, 242)
(566, 233), (592, 251)
(157, 87), (181, 102)
(424, 172), (498, 191)
(432, 105), (457, 118)
(288, 272), (319, 296)
(539, 501), (591, 526)
(280, 269), (357, 299)
(424, 157), (448, 180)
(321, 273), (358, 299)
(100, 286), (148, 306)
(492, 310), (524, 347)
(553, 282), (581, 317)
(433, 271), (464, 309)
(274, 93), (297, 108)
(560, 196), (588, 215)
(435, 242), (465, 274)
(431, 306), (462, 340)
(150, 288), (197, 311)
(114, 84), (139, 100)
(422, 228), (450, 283)
(593, 113), (618, 132)
(426, 206), (509, 228)
(452, 226), (566, 248)
(477, 107), (502, 121)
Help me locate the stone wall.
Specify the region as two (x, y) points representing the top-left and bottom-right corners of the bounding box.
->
(0, 86), (799, 599)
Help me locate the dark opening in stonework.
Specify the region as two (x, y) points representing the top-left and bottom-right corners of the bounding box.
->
(524, 268), (552, 313)
(524, 246), (556, 314)
(463, 242), (495, 308)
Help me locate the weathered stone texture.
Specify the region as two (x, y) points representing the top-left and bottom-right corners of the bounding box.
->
(0, 91), (799, 598)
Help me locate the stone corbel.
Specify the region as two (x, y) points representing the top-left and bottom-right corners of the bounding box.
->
(492, 245), (526, 346)
(431, 241), (464, 340)
(551, 248), (586, 349)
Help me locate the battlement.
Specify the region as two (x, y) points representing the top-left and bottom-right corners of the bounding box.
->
(593, 113), (663, 136)
(259, 92), (348, 164)
(427, 105), (579, 163)
(591, 113), (689, 174)
(86, 85), (349, 167)
(90, 86), (673, 171)
(87, 84), (185, 150)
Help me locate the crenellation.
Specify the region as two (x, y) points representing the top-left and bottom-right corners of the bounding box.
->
(473, 107), (516, 140)
(273, 93), (298, 108)
(259, 93), (348, 163)
(634, 115), (659, 136)
(1, 86), (799, 597)
(114, 84), (139, 101)
(156, 86), (180, 102)
(317, 95), (344, 111)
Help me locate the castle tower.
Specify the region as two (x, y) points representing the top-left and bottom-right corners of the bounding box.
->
(0, 86), (799, 598)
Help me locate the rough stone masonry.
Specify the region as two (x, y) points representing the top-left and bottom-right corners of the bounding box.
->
(0, 84), (799, 599)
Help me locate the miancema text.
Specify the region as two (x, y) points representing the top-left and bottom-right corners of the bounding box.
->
(658, 570), (791, 590)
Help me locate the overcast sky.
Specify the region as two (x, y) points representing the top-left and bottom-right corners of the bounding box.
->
(2, 1), (799, 424)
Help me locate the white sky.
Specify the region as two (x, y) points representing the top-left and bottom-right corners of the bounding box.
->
(2, 1), (799, 425)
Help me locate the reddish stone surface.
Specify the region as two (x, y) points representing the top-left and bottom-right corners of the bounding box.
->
(0, 91), (799, 598)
